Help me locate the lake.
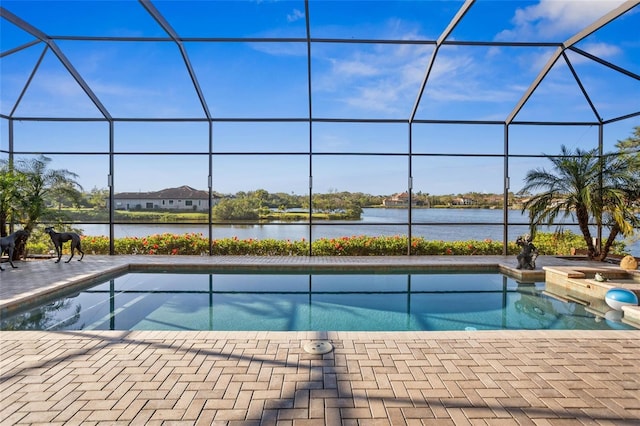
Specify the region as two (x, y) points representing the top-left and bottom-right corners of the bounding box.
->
(79, 208), (640, 256)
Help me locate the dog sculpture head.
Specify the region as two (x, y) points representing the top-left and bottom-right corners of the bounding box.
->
(516, 234), (532, 247)
(14, 229), (29, 241)
(2, 229), (29, 243)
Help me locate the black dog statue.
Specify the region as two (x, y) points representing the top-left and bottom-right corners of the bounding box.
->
(516, 234), (538, 270)
(44, 227), (84, 263)
(0, 230), (29, 271)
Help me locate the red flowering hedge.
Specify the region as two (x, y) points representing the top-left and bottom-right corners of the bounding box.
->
(72, 230), (594, 256)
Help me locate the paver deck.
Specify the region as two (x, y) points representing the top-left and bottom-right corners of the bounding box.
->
(1, 255), (639, 425)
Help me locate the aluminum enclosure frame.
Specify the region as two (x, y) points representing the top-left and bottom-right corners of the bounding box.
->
(1, 0), (639, 256)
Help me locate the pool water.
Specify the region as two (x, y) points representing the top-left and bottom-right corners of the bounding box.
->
(1, 271), (636, 331)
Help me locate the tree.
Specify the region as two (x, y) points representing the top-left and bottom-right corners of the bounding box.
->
(0, 159), (25, 236)
(615, 125), (640, 172)
(519, 143), (639, 261)
(13, 155), (83, 235)
(50, 181), (84, 210)
(616, 125), (640, 151)
(86, 187), (110, 210)
(613, 125), (640, 249)
(212, 198), (259, 220)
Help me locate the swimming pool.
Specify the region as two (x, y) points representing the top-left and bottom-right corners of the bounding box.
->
(1, 270), (636, 331)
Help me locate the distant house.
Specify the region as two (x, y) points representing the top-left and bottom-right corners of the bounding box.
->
(452, 197), (474, 206)
(383, 192), (417, 207)
(110, 185), (220, 212)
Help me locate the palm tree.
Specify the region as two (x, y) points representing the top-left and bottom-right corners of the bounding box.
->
(519, 145), (639, 261)
(0, 160), (25, 236)
(616, 126), (640, 173)
(612, 126), (640, 250)
(13, 155), (83, 234)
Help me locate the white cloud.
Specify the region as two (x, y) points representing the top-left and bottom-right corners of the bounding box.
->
(300, 16), (440, 114)
(331, 57), (380, 78)
(248, 41), (307, 57)
(564, 41), (622, 65)
(496, 0), (627, 41)
(35, 71), (88, 98)
(15, 71), (101, 117)
(424, 46), (567, 108)
(326, 42), (527, 114)
(342, 82), (402, 113)
(287, 8), (304, 23)
(428, 52), (475, 82)
(522, 48), (561, 72)
(313, 40), (433, 114)
(577, 41), (622, 58)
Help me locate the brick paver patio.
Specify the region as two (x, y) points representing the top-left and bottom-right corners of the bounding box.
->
(1, 255), (639, 425)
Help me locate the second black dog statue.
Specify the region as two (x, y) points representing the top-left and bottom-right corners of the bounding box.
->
(45, 227), (84, 263)
(0, 230), (29, 271)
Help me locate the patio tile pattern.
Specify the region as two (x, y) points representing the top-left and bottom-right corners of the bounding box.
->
(1, 255), (639, 425)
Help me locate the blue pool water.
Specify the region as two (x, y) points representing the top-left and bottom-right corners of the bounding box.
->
(1, 271), (636, 331)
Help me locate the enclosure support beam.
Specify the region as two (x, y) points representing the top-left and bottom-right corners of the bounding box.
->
(409, 0), (475, 123)
(139, 0), (212, 121)
(305, 0), (314, 256)
(506, 0), (639, 125)
(503, 124), (510, 256)
(108, 122), (115, 255)
(408, 124), (413, 256)
(0, 7), (112, 121)
(562, 51), (602, 122)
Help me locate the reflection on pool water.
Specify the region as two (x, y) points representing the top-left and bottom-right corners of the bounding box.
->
(2, 271), (637, 331)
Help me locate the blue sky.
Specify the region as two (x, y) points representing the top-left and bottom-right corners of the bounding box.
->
(1, 0), (639, 195)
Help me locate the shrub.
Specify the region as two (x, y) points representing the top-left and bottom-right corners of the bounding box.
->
(24, 230), (621, 257)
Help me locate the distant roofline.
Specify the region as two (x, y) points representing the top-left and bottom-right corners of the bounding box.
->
(113, 185), (220, 199)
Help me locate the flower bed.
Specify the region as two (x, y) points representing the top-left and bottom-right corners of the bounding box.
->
(47, 230), (598, 256)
